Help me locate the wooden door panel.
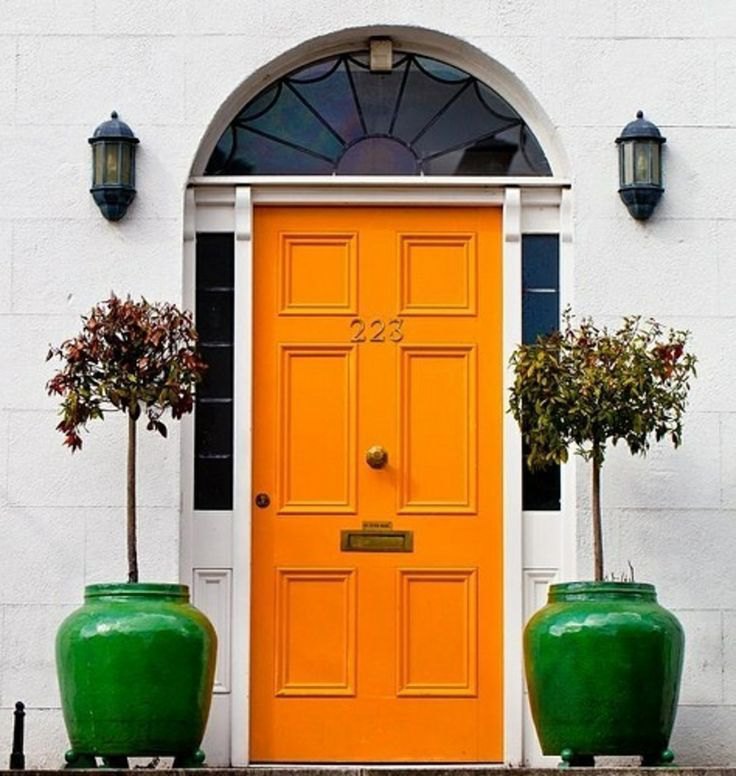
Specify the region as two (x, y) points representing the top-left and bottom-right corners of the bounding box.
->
(398, 569), (478, 696)
(399, 233), (477, 315)
(275, 569), (356, 696)
(277, 346), (357, 513)
(252, 206), (503, 762)
(398, 346), (477, 513)
(280, 232), (358, 314)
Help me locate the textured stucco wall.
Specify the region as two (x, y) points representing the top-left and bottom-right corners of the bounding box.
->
(1, 0), (735, 767)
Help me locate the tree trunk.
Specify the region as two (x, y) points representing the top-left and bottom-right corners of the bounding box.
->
(127, 414), (138, 583)
(591, 454), (603, 581)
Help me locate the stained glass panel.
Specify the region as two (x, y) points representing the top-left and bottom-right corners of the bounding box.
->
(291, 62), (364, 144)
(205, 51), (551, 176)
(336, 137), (417, 175)
(391, 63), (470, 143)
(245, 84), (343, 161)
(351, 63), (406, 135)
(413, 85), (516, 159)
(227, 128), (334, 175)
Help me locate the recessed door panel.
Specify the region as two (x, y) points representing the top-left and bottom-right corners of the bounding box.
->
(399, 233), (477, 315)
(398, 569), (478, 696)
(280, 233), (358, 314)
(277, 346), (356, 513)
(275, 569), (356, 696)
(252, 206), (503, 762)
(398, 346), (477, 513)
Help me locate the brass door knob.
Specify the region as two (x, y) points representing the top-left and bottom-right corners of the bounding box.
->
(366, 445), (389, 469)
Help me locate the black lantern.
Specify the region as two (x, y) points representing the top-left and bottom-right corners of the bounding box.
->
(615, 111), (666, 220)
(88, 111), (139, 221)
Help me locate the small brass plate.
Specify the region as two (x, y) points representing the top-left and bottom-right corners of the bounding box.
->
(362, 520), (392, 530)
(341, 529), (413, 553)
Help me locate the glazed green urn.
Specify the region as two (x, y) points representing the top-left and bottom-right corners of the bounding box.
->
(524, 581), (684, 767)
(56, 583), (217, 768)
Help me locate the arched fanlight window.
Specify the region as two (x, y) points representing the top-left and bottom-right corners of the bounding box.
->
(205, 51), (552, 176)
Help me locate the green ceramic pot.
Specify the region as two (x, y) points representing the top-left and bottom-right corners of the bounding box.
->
(524, 581), (684, 766)
(56, 583), (217, 767)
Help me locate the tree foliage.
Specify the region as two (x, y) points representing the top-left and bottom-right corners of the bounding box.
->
(508, 312), (697, 579)
(46, 294), (207, 450)
(46, 294), (207, 583)
(509, 313), (697, 469)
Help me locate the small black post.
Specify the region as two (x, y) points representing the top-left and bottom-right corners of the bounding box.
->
(9, 701), (25, 769)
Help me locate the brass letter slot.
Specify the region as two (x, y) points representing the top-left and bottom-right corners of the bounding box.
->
(340, 529), (414, 553)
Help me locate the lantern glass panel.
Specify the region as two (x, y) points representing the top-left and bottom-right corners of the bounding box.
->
(651, 144), (661, 186)
(634, 141), (652, 184)
(93, 143), (105, 186)
(103, 142), (120, 184)
(622, 142), (634, 186)
(120, 143), (133, 185)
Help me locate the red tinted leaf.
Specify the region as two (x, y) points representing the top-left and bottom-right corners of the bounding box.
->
(63, 432), (83, 452)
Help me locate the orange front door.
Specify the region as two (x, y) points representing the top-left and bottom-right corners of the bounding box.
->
(251, 206), (503, 762)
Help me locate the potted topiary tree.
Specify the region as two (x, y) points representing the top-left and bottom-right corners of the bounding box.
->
(46, 294), (216, 768)
(509, 312), (697, 767)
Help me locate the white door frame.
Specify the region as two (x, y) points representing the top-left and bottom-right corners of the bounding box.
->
(181, 176), (576, 767)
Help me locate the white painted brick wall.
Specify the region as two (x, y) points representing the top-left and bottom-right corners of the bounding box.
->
(675, 610), (723, 707)
(1, 0), (736, 766)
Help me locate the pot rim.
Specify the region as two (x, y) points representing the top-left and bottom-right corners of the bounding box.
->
(84, 582), (190, 600)
(549, 580), (657, 601)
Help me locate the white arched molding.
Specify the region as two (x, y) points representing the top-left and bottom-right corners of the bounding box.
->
(188, 25), (569, 180)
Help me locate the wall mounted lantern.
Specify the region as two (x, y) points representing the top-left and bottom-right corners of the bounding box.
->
(88, 111), (139, 221)
(615, 111), (666, 220)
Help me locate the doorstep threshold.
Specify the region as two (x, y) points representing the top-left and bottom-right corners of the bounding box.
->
(236, 770), (736, 773)
(247, 766), (506, 770)
(3, 769), (736, 775)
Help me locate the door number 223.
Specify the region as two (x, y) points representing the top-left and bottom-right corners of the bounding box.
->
(350, 318), (404, 343)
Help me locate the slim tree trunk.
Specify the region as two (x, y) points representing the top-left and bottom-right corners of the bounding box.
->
(591, 454), (603, 582)
(127, 414), (138, 584)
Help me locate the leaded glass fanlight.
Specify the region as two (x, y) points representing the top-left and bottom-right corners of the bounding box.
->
(205, 51), (552, 176)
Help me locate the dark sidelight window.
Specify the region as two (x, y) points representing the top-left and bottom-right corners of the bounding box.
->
(205, 51), (552, 177)
(521, 234), (561, 511)
(194, 233), (235, 510)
